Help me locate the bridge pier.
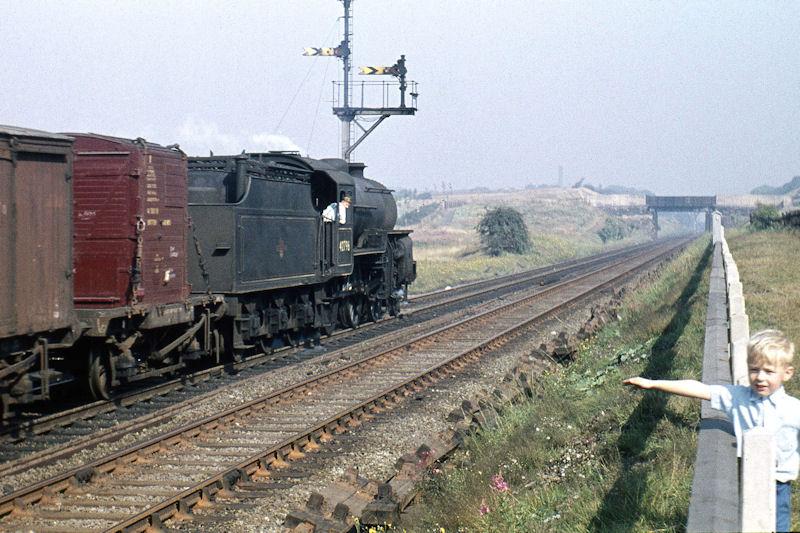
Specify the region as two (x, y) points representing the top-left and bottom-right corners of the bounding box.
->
(652, 209), (659, 239)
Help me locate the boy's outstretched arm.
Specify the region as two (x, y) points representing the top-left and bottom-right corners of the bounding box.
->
(623, 377), (711, 400)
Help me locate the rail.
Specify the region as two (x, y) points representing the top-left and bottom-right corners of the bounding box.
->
(687, 212), (774, 532)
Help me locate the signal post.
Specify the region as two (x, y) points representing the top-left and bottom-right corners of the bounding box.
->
(304, 0), (418, 161)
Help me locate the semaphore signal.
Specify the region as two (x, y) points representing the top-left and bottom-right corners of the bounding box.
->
(303, 0), (418, 161)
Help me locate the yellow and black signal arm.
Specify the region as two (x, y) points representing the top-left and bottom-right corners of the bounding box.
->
(359, 65), (403, 76)
(303, 47), (340, 57)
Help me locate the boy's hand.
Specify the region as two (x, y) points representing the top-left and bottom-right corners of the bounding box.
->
(623, 377), (653, 389)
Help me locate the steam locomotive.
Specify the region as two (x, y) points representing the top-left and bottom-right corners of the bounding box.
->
(0, 125), (415, 415)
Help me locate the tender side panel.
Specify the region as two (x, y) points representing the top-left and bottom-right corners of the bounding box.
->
(186, 205), (236, 293)
(238, 215), (317, 284)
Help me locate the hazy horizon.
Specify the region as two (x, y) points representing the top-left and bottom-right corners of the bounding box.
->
(1, 1), (797, 195)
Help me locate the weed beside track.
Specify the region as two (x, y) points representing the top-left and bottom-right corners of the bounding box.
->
(415, 237), (711, 532)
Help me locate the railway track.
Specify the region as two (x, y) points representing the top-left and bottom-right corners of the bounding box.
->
(0, 237), (691, 532)
(0, 239), (683, 493)
(0, 239), (667, 468)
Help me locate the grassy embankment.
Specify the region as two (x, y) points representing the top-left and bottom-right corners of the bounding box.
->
(413, 228), (800, 531)
(400, 193), (656, 293)
(415, 237), (711, 532)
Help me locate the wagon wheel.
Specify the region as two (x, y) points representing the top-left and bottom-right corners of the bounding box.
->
(339, 298), (361, 329)
(87, 346), (112, 400)
(366, 298), (385, 323)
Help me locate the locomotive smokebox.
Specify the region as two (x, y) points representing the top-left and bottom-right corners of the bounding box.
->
(349, 162), (398, 238)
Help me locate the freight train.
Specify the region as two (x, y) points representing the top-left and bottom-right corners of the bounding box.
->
(0, 125), (415, 416)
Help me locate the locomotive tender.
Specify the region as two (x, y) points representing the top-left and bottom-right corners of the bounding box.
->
(0, 125), (415, 415)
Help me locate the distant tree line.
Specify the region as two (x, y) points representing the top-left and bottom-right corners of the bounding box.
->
(397, 203), (439, 226)
(750, 205), (800, 230)
(580, 183), (654, 196)
(395, 188), (432, 200)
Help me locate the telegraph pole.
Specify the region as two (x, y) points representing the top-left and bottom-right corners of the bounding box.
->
(304, 0), (418, 161)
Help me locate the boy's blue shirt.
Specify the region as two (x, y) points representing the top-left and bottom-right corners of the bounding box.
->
(709, 384), (800, 482)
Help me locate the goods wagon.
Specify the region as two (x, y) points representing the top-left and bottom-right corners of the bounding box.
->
(69, 134), (219, 399)
(0, 126), (76, 412)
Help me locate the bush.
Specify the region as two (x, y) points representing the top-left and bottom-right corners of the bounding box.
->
(476, 207), (531, 256)
(749, 204), (781, 230)
(597, 217), (629, 243)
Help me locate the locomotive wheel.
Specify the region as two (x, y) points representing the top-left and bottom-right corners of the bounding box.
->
(339, 298), (361, 329)
(87, 347), (112, 400)
(367, 299), (384, 322)
(258, 337), (274, 355)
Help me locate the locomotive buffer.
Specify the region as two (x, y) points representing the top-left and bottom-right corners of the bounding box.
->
(303, 0), (418, 161)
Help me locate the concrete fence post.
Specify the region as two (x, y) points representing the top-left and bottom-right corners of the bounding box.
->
(728, 295), (746, 318)
(712, 211), (723, 243)
(728, 280), (743, 296)
(730, 313), (750, 386)
(740, 427), (776, 532)
(731, 339), (749, 386)
(730, 314), (750, 343)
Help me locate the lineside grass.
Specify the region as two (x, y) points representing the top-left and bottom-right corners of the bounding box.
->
(414, 238), (712, 532)
(412, 236), (601, 294)
(411, 232), (656, 294)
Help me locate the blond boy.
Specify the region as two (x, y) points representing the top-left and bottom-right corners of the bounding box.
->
(624, 329), (799, 532)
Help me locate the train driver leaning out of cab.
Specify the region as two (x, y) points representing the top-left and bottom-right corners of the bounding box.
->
(322, 195), (351, 224)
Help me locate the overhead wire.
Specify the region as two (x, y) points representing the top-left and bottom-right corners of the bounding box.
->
(306, 51), (332, 156)
(273, 17), (338, 134)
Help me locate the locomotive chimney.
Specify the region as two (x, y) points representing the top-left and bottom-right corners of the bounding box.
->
(348, 162), (365, 179)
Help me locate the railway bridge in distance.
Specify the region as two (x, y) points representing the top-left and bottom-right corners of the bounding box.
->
(646, 195), (717, 237)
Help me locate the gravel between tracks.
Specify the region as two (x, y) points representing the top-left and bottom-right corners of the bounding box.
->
(173, 293), (614, 532)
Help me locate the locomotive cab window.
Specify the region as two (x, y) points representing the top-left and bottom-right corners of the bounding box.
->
(310, 171), (337, 211)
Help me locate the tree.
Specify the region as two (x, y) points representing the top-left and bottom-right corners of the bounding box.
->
(476, 207), (531, 256)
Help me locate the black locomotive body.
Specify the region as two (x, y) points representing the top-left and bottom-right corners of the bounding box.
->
(187, 152), (415, 352)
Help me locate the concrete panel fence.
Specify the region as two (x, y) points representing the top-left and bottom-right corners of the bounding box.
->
(687, 212), (775, 532)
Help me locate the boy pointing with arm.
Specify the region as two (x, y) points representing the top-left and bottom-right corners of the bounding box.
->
(625, 329), (800, 532)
